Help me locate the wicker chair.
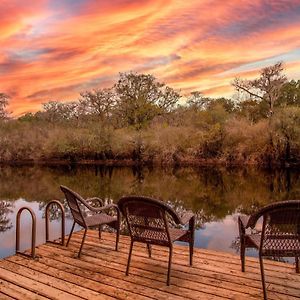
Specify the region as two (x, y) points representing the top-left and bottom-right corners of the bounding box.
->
(238, 200), (300, 299)
(118, 196), (195, 285)
(60, 185), (120, 257)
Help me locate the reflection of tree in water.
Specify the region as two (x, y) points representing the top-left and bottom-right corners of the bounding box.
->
(95, 165), (114, 179)
(129, 166), (145, 193)
(230, 236), (240, 254)
(0, 201), (13, 232)
(39, 200), (69, 221)
(1, 165), (300, 232)
(131, 165), (144, 184)
(165, 197), (216, 230)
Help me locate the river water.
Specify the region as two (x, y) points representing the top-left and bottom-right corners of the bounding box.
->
(0, 165), (299, 260)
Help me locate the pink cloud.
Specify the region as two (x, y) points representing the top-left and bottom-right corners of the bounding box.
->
(1, 0), (300, 115)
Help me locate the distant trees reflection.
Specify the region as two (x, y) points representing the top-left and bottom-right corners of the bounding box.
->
(0, 200), (13, 232)
(0, 165), (299, 234)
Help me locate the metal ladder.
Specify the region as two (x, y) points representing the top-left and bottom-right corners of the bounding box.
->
(15, 200), (65, 258)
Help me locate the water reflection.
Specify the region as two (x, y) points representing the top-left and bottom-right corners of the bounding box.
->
(0, 201), (13, 232)
(0, 165), (299, 258)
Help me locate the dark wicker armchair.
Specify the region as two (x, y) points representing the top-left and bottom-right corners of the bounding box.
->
(238, 200), (300, 299)
(118, 196), (195, 285)
(60, 185), (120, 257)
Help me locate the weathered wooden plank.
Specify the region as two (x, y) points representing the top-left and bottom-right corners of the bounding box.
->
(0, 266), (81, 300)
(0, 292), (16, 300)
(95, 229), (295, 273)
(7, 254), (176, 300)
(66, 234), (300, 299)
(1, 230), (299, 300)
(92, 231), (296, 271)
(69, 233), (300, 290)
(82, 231), (299, 277)
(85, 230), (298, 273)
(36, 246), (225, 300)
(0, 259), (112, 300)
(0, 278), (49, 300)
(39, 242), (298, 300)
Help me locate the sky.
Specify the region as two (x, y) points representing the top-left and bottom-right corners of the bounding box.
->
(1, 0), (300, 116)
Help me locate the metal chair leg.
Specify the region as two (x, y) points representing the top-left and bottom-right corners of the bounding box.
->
(115, 224), (120, 251)
(126, 240), (134, 276)
(78, 228), (87, 258)
(189, 217), (195, 266)
(296, 257), (299, 273)
(259, 255), (267, 300)
(189, 240), (193, 266)
(146, 243), (152, 258)
(167, 246), (173, 286)
(240, 238), (246, 272)
(66, 221), (75, 247)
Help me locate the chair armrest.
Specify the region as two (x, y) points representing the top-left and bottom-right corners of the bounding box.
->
(238, 215), (250, 229)
(86, 197), (104, 207)
(179, 211), (195, 225)
(81, 197), (116, 214)
(238, 215), (250, 239)
(89, 203), (120, 216)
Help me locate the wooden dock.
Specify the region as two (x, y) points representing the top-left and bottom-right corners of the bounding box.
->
(0, 230), (299, 300)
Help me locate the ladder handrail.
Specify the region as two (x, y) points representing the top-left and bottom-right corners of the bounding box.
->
(45, 200), (65, 246)
(16, 207), (36, 258)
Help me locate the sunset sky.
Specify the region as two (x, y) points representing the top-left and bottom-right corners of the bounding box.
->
(1, 0), (300, 116)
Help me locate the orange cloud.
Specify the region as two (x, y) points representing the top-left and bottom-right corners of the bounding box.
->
(1, 0), (300, 116)
(0, 0), (48, 41)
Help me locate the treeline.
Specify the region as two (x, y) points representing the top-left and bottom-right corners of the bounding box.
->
(0, 62), (300, 167)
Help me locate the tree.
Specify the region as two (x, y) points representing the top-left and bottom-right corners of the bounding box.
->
(41, 101), (78, 122)
(18, 112), (37, 122)
(237, 99), (269, 123)
(114, 72), (180, 129)
(277, 80), (300, 107)
(0, 93), (10, 120)
(207, 97), (235, 113)
(187, 91), (211, 110)
(273, 107), (300, 162)
(233, 62), (287, 117)
(78, 88), (116, 121)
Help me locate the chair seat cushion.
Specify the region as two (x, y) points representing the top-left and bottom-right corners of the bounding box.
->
(132, 227), (187, 245)
(247, 233), (300, 256)
(85, 213), (117, 227)
(169, 228), (190, 242)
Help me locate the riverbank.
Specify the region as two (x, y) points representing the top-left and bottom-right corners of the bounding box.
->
(0, 157), (299, 168)
(1, 104), (299, 168)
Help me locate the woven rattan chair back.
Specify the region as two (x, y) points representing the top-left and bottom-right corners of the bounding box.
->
(261, 206), (300, 256)
(60, 186), (86, 227)
(123, 199), (170, 246)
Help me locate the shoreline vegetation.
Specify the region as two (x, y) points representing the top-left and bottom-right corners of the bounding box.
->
(1, 62), (300, 168)
(0, 158), (299, 168)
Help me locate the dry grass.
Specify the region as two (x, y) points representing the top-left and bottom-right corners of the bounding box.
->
(0, 108), (299, 166)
